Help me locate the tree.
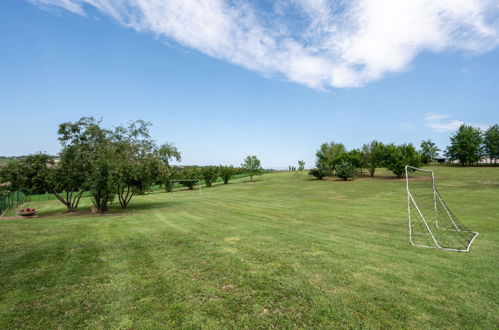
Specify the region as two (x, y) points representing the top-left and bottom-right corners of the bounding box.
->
(343, 149), (363, 170)
(483, 124), (499, 164)
(113, 121), (162, 208)
(48, 146), (90, 212)
(384, 144), (421, 178)
(201, 166), (219, 187)
(242, 156), (263, 182)
(180, 167), (201, 190)
(156, 142), (182, 192)
(361, 141), (385, 177)
(57, 117), (114, 213)
(219, 165), (234, 184)
(0, 153), (52, 200)
(335, 160), (357, 180)
(420, 140), (440, 165)
(315, 142), (346, 172)
(297, 160), (305, 175)
(445, 124), (483, 165)
(157, 142), (181, 167)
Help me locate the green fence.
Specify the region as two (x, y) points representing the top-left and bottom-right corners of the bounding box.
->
(0, 191), (26, 214)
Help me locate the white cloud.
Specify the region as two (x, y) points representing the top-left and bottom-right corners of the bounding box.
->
(28, 0), (499, 89)
(425, 113), (463, 132)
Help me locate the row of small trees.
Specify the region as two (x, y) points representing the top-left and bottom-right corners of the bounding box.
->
(165, 157), (263, 191)
(309, 141), (426, 180)
(444, 124), (499, 165)
(308, 123), (498, 181)
(0, 118), (180, 212)
(0, 117), (265, 213)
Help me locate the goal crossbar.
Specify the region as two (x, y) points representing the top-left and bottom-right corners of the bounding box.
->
(405, 166), (479, 252)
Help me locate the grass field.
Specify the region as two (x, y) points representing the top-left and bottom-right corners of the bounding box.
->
(0, 167), (498, 328)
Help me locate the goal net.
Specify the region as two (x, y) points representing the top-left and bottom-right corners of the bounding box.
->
(405, 166), (479, 252)
(169, 179), (202, 200)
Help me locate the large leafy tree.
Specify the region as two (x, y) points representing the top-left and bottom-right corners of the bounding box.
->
(242, 156), (263, 182)
(56, 117), (117, 213)
(0, 153), (52, 200)
(113, 121), (163, 208)
(384, 144), (421, 178)
(483, 124), (499, 164)
(361, 141), (385, 177)
(420, 140), (440, 164)
(48, 146), (90, 212)
(315, 142), (346, 172)
(445, 124), (483, 165)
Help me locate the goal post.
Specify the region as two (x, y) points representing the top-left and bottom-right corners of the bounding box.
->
(169, 179), (202, 200)
(405, 166), (479, 252)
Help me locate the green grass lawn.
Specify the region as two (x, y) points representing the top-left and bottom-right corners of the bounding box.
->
(1, 167), (498, 328)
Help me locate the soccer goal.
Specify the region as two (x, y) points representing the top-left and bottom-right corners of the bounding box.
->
(405, 166), (479, 252)
(169, 179), (202, 200)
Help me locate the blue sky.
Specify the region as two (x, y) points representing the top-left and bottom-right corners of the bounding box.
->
(0, 0), (498, 168)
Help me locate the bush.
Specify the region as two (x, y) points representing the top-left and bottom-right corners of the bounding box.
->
(202, 166), (219, 187)
(219, 165), (234, 184)
(309, 167), (328, 180)
(384, 144), (421, 178)
(334, 161), (357, 180)
(180, 167), (201, 189)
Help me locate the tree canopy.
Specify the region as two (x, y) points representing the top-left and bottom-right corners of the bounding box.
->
(445, 124), (483, 165)
(242, 156), (263, 182)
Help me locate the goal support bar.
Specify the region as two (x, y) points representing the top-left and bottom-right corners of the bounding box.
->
(405, 165), (479, 252)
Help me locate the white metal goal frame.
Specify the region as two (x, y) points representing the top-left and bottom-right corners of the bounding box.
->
(169, 179), (202, 200)
(405, 165), (479, 252)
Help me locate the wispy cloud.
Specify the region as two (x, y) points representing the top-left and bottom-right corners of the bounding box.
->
(28, 0), (499, 89)
(425, 113), (464, 132)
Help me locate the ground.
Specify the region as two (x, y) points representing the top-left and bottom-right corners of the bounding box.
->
(0, 167), (498, 328)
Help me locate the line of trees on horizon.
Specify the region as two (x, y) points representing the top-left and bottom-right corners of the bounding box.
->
(0, 117), (265, 214)
(308, 123), (498, 181)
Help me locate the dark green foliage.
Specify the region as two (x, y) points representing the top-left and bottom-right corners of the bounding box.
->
(420, 139), (440, 164)
(308, 167), (328, 180)
(384, 144), (421, 178)
(483, 124), (499, 164)
(315, 142), (346, 171)
(157, 142), (181, 167)
(202, 166), (219, 187)
(341, 149), (363, 170)
(445, 124), (483, 165)
(334, 160), (357, 180)
(242, 156), (263, 182)
(0, 153), (53, 198)
(180, 167), (201, 190)
(113, 121), (164, 208)
(48, 146), (89, 211)
(219, 165), (234, 184)
(361, 141), (385, 177)
(54, 117), (178, 212)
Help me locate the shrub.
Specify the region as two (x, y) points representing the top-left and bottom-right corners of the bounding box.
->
(309, 167), (328, 180)
(384, 144), (421, 178)
(202, 166), (219, 187)
(335, 161), (357, 180)
(219, 165), (234, 184)
(180, 167), (201, 189)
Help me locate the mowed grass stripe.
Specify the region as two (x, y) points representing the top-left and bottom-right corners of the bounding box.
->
(0, 166), (498, 328)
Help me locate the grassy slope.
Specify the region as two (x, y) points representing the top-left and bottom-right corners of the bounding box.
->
(0, 167), (497, 328)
